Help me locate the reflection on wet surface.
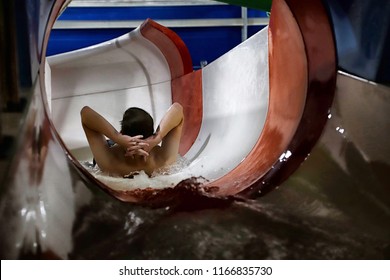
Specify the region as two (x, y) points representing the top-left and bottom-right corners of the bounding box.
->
(69, 190), (388, 259)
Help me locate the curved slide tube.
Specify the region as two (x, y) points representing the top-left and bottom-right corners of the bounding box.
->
(46, 0), (335, 204)
(47, 18), (269, 202)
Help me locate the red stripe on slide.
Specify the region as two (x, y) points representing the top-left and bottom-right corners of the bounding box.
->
(141, 19), (202, 156)
(172, 70), (203, 155)
(140, 18), (193, 79)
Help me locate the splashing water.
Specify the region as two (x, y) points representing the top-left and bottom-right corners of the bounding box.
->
(81, 156), (198, 191)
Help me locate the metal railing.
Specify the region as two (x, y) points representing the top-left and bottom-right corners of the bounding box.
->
(53, 1), (269, 42)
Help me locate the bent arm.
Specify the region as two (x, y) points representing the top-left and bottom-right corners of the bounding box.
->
(146, 102), (184, 165)
(80, 106), (121, 143)
(80, 106), (118, 170)
(81, 106), (146, 149)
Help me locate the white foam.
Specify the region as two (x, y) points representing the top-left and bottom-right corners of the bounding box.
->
(81, 156), (200, 191)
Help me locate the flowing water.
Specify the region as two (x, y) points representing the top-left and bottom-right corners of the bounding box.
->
(81, 155), (204, 191)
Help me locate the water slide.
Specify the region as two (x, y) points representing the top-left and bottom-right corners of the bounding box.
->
(0, 0), (389, 259)
(48, 0), (333, 204)
(47, 18), (271, 201)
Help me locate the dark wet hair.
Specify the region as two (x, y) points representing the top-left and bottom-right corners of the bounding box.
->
(120, 107), (154, 139)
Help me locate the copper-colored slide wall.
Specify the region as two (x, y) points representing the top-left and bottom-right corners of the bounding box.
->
(173, 0), (336, 197)
(209, 0), (309, 195)
(242, 0), (337, 197)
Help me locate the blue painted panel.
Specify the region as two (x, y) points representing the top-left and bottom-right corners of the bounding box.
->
(58, 6), (242, 20)
(58, 6), (267, 21)
(47, 5), (267, 70)
(248, 25), (266, 38)
(248, 9), (268, 18)
(48, 26), (256, 69)
(47, 29), (132, 56)
(173, 26), (242, 68)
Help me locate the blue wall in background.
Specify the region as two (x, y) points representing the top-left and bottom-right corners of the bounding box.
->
(47, 5), (267, 69)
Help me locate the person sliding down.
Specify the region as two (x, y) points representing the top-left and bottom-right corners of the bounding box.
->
(80, 103), (184, 177)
